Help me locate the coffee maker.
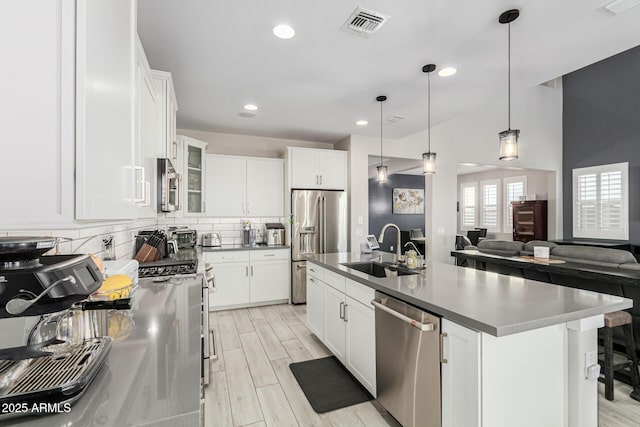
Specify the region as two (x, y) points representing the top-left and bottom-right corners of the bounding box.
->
(0, 237), (114, 420)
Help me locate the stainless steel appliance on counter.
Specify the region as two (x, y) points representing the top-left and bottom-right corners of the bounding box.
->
(372, 291), (442, 427)
(158, 158), (181, 212)
(201, 233), (221, 247)
(0, 236), (116, 421)
(265, 223), (285, 246)
(169, 227), (197, 248)
(291, 190), (347, 304)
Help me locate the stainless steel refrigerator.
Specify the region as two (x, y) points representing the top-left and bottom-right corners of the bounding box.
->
(291, 190), (348, 303)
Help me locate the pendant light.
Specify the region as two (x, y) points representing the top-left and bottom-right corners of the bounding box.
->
(422, 64), (437, 174)
(376, 95), (388, 183)
(498, 9), (520, 161)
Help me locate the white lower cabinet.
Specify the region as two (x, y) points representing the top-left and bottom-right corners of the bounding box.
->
(205, 249), (290, 310)
(441, 319), (481, 427)
(306, 274), (324, 339)
(306, 263), (376, 396)
(345, 296), (376, 394)
(323, 284), (347, 362)
(208, 261), (250, 308)
(250, 259), (289, 302)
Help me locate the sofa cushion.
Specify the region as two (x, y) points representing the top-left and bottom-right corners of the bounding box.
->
(477, 240), (524, 257)
(550, 245), (638, 267)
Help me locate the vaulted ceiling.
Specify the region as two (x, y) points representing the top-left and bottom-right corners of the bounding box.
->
(138, 0), (640, 143)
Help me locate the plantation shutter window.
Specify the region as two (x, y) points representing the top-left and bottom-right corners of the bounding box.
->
(460, 183), (477, 230)
(572, 163), (628, 240)
(480, 180), (500, 232)
(503, 176), (527, 233)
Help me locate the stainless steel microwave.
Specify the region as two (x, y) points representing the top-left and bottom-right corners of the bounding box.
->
(157, 158), (181, 212)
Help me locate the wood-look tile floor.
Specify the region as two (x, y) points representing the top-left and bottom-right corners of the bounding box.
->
(205, 304), (640, 427)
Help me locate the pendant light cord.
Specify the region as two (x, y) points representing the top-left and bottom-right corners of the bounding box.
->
(380, 100), (383, 165)
(427, 71), (431, 152)
(508, 22), (511, 130)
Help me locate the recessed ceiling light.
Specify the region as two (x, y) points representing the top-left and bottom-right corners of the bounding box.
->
(356, 120), (368, 126)
(438, 67), (457, 77)
(243, 104), (258, 111)
(273, 24), (295, 39)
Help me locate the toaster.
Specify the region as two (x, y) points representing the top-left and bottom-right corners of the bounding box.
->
(202, 232), (221, 247)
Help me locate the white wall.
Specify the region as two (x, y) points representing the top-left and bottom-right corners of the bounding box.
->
(178, 129), (332, 158)
(457, 168), (557, 241)
(346, 83), (564, 263)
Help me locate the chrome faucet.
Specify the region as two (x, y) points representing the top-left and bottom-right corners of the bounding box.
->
(378, 223), (404, 262)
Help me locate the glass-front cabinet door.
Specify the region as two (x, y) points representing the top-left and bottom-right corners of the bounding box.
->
(180, 136), (208, 216)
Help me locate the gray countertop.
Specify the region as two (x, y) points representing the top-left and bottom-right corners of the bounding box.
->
(2, 275), (202, 427)
(199, 244), (289, 252)
(305, 252), (632, 337)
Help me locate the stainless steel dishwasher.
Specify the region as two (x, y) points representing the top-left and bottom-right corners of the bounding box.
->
(372, 291), (442, 427)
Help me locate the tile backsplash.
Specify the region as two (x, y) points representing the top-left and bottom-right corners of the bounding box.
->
(158, 216), (288, 245)
(0, 217), (288, 260)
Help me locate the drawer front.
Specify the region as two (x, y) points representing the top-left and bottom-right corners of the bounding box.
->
(205, 251), (250, 263)
(346, 278), (375, 308)
(307, 262), (324, 280)
(250, 249), (290, 261)
(323, 268), (346, 293)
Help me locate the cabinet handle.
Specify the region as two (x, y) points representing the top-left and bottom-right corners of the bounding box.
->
(343, 303), (348, 322)
(203, 201), (206, 212)
(246, 266), (249, 276)
(310, 278), (315, 283)
(251, 266), (254, 276)
(440, 333), (448, 364)
(242, 203), (246, 214)
(247, 203), (251, 213)
(309, 268), (315, 273)
(339, 301), (344, 320)
(316, 175), (319, 185)
(320, 175), (323, 185)
(172, 141), (177, 159)
(264, 254), (275, 257)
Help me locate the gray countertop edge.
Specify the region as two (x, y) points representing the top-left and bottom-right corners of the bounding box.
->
(305, 253), (633, 337)
(199, 245), (290, 252)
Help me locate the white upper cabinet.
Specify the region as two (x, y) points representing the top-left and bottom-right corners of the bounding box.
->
(151, 70), (178, 163)
(135, 36), (158, 218)
(183, 136), (208, 216)
(76, 0), (137, 220)
(206, 156), (246, 217)
(246, 158), (285, 217)
(206, 155), (284, 217)
(287, 147), (347, 190)
(1, 0), (75, 224)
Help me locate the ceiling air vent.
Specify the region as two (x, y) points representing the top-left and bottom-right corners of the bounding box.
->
(342, 7), (389, 36)
(604, 0), (640, 14)
(385, 115), (404, 123)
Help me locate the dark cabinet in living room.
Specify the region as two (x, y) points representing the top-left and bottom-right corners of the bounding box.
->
(512, 200), (547, 243)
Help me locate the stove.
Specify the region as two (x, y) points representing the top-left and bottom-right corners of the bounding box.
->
(137, 249), (198, 278)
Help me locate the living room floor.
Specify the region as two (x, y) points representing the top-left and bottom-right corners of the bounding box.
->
(205, 304), (640, 426)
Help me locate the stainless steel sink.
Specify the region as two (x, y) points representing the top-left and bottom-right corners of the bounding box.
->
(341, 261), (420, 278)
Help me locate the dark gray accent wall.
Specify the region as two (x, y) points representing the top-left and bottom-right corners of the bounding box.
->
(369, 175), (425, 252)
(563, 45), (640, 243)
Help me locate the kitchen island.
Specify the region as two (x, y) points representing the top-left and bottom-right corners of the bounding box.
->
(305, 252), (632, 427)
(1, 275), (203, 427)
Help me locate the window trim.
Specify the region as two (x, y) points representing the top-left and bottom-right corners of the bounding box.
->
(572, 162), (628, 240)
(480, 179), (501, 233)
(459, 182), (478, 231)
(503, 175), (528, 234)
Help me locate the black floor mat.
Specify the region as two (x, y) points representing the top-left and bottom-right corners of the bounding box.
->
(289, 356), (372, 413)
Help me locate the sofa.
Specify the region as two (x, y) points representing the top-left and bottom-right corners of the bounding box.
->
(454, 239), (640, 358)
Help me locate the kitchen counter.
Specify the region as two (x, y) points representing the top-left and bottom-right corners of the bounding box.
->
(305, 252), (632, 337)
(199, 244), (289, 252)
(2, 275), (202, 427)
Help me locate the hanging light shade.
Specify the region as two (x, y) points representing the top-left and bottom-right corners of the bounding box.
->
(498, 9), (520, 161)
(421, 64), (437, 174)
(376, 95), (388, 183)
